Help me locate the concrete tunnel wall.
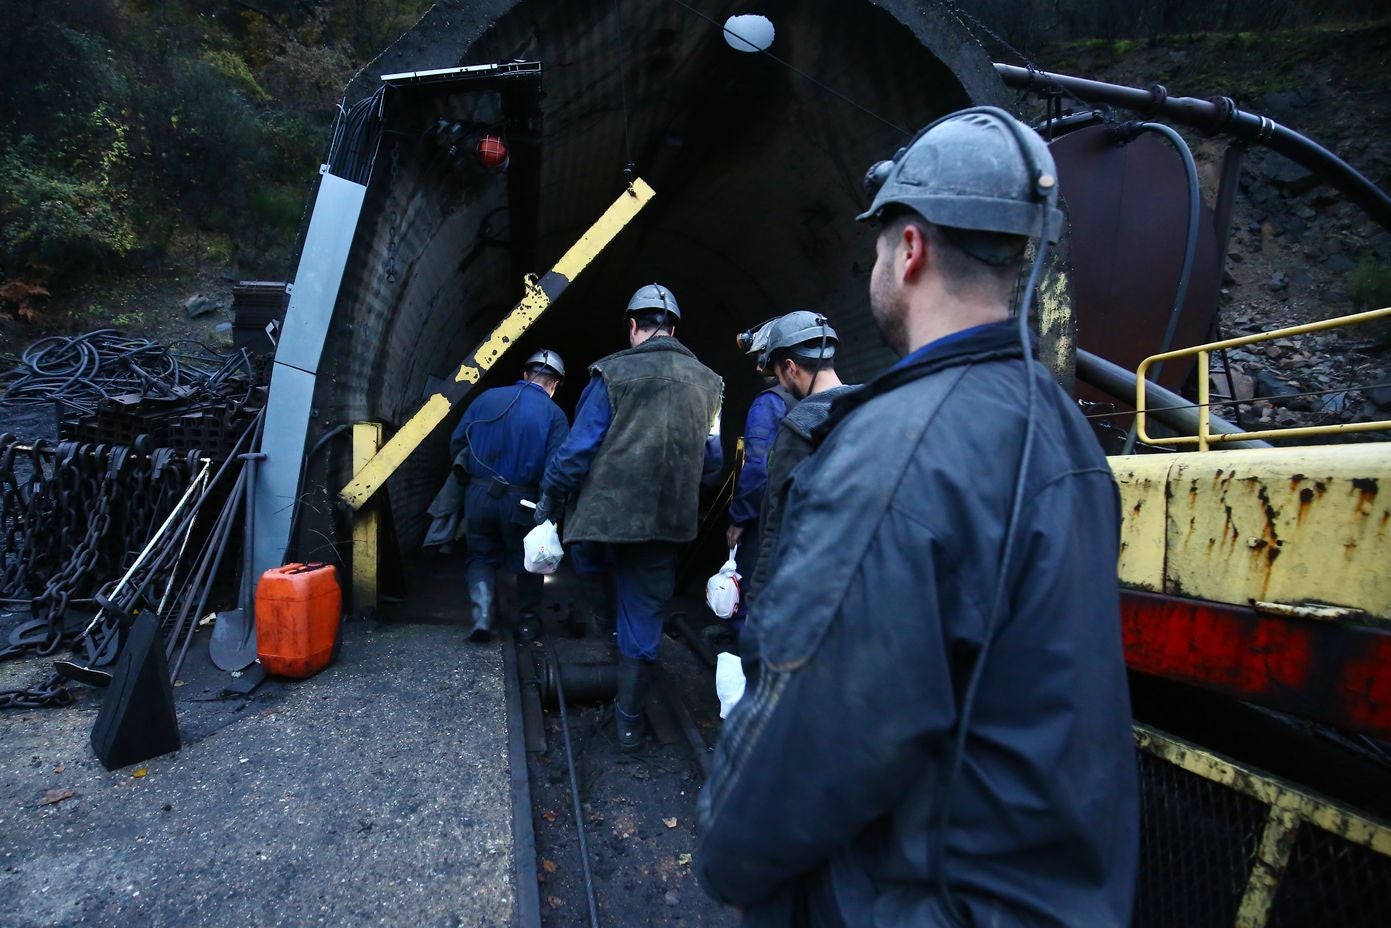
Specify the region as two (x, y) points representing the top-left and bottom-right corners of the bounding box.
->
(300, 0), (1008, 569)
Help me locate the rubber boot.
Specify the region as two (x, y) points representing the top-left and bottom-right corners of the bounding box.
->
(615, 655), (653, 752)
(467, 566), (495, 644)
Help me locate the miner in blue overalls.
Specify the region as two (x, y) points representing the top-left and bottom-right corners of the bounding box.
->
(723, 317), (795, 635)
(450, 350), (569, 643)
(537, 284), (723, 751)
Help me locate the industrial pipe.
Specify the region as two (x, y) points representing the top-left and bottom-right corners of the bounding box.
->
(995, 63), (1391, 234)
(1075, 348), (1271, 450)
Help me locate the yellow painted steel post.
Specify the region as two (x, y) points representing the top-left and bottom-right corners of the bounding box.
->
(1235, 809), (1299, 928)
(339, 179), (657, 510)
(352, 422), (383, 613)
(1197, 349), (1210, 452)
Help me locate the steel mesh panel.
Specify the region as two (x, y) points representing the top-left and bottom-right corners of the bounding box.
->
(1267, 824), (1391, 927)
(1133, 748), (1267, 927)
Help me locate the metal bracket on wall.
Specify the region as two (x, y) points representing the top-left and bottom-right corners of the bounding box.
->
(338, 177), (657, 510)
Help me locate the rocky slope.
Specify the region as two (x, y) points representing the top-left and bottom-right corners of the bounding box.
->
(1040, 21), (1391, 435)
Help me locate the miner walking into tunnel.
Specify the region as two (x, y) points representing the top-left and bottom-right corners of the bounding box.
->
(739, 310), (857, 670)
(450, 350), (569, 643)
(537, 284), (724, 751)
(697, 108), (1139, 925)
(723, 318), (796, 635)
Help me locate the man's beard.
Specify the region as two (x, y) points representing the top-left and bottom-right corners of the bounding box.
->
(869, 272), (909, 357)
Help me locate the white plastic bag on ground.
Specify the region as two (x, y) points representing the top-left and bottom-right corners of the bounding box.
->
(523, 519), (564, 574)
(715, 651), (747, 719)
(704, 546), (741, 618)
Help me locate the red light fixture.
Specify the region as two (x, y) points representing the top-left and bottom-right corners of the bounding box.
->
(476, 135), (509, 169)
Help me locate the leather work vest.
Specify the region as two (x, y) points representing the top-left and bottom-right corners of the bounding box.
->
(564, 337), (723, 544)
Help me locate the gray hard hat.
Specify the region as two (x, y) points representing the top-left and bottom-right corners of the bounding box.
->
(762, 311), (838, 363)
(626, 283), (681, 321)
(524, 349), (565, 378)
(858, 106), (1063, 243)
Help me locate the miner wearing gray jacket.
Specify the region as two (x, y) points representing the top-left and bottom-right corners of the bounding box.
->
(697, 108), (1139, 925)
(538, 284), (724, 751)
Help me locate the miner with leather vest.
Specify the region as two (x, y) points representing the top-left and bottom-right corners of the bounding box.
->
(698, 108), (1139, 924)
(449, 350), (569, 643)
(537, 284), (724, 751)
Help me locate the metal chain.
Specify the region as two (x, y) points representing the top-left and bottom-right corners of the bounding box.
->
(384, 142), (402, 283)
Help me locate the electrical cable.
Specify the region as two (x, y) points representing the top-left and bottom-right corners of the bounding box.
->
(928, 111), (1053, 927)
(612, 0), (636, 182)
(550, 650), (602, 928)
(666, 0), (911, 137)
(1118, 121), (1201, 454)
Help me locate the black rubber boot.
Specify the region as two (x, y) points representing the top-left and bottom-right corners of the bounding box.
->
(614, 655), (653, 753)
(468, 581), (494, 642)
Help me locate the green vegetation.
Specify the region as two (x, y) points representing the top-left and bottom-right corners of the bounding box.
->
(0, 0), (428, 320)
(1042, 19), (1391, 99)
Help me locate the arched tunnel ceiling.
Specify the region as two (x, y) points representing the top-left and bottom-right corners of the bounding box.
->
(314, 0), (1006, 551)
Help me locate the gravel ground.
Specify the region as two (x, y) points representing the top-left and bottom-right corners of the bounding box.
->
(0, 590), (516, 928)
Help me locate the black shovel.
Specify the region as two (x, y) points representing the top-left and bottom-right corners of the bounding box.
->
(209, 451), (265, 672)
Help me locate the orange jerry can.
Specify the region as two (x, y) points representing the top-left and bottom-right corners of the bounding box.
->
(255, 563), (341, 679)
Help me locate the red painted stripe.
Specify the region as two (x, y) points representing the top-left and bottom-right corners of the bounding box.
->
(1121, 589), (1391, 740)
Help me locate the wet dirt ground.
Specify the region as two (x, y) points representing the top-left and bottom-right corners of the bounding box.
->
(515, 580), (739, 928)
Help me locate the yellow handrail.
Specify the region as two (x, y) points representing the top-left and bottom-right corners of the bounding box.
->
(1135, 305), (1391, 450)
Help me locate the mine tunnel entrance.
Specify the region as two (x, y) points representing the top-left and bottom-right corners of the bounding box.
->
(301, 0), (1002, 568)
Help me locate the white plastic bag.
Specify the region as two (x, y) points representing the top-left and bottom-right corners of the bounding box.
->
(523, 519), (564, 574)
(705, 546), (741, 618)
(715, 651), (747, 719)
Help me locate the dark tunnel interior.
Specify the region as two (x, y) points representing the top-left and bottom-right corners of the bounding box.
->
(303, 0), (1002, 568)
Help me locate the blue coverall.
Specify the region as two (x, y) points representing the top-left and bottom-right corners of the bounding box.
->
(726, 388), (788, 624)
(450, 379), (569, 580)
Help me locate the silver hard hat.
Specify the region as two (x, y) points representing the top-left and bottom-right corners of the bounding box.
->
(625, 283), (681, 321)
(524, 349), (565, 378)
(762, 311), (838, 364)
(858, 106), (1063, 243)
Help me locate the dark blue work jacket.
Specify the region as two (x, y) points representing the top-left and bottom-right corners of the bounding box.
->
(698, 324), (1139, 926)
(449, 381), (569, 489)
(728, 387), (790, 526)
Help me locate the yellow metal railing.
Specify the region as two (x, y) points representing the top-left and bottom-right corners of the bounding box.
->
(1135, 305), (1391, 450)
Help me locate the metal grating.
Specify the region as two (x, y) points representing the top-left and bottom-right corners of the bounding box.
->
(1134, 748), (1267, 927)
(1266, 823), (1391, 927)
(1134, 725), (1391, 927)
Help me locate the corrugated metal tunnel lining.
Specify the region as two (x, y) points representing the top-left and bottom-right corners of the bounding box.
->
(304, 0), (1005, 562)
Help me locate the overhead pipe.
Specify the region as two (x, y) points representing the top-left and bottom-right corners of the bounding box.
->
(994, 63), (1391, 234)
(1075, 348), (1271, 451)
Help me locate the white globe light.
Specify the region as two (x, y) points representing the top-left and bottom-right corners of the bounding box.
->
(723, 14), (775, 53)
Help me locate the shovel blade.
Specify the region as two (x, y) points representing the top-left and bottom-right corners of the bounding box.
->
(209, 608), (258, 672)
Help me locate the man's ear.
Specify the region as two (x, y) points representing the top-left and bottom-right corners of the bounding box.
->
(900, 221), (929, 283)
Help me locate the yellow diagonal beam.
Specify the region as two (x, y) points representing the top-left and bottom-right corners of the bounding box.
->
(339, 178), (656, 510)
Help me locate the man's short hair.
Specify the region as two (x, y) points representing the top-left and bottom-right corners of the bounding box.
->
(630, 309), (676, 334)
(771, 349), (836, 374)
(525, 366), (561, 387)
(880, 207), (1025, 301)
